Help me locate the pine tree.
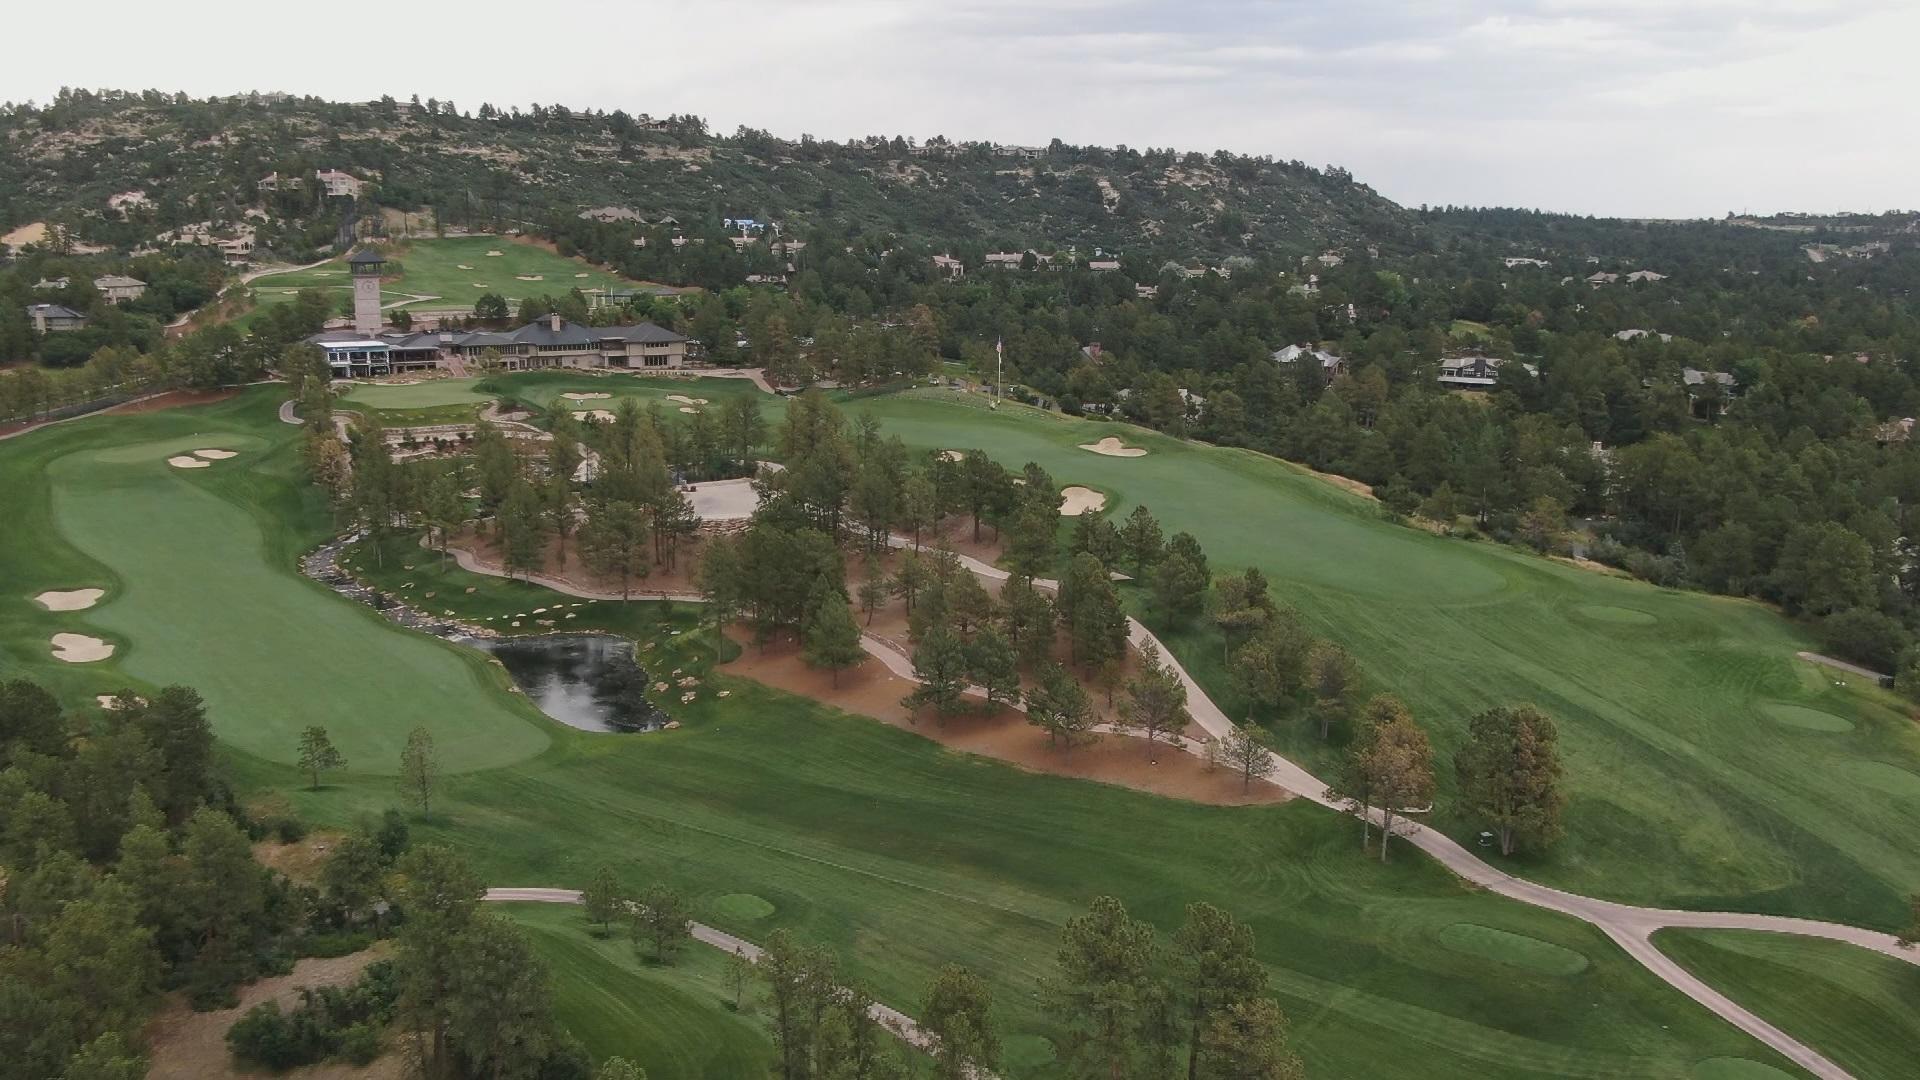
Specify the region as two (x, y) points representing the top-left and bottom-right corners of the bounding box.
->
(922, 965), (999, 1080)
(498, 480), (549, 580)
(903, 629), (970, 722)
(295, 725), (345, 790)
(966, 626), (1021, 709)
(1221, 725), (1274, 792)
(803, 586), (866, 687)
(582, 865), (625, 936)
(1026, 663), (1096, 752)
(580, 499), (651, 600)
(856, 557), (890, 625)
(1454, 705), (1565, 856)
(1118, 643), (1191, 761)
(1174, 902), (1268, 1080)
(1308, 643), (1358, 740)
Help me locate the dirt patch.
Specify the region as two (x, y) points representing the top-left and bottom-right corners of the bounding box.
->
(572, 410), (616, 421)
(1059, 486), (1107, 516)
(252, 830), (348, 886)
(725, 633), (1283, 807)
(1287, 461), (1374, 499)
(449, 527), (707, 599)
(35, 587), (105, 611)
(1078, 437), (1147, 458)
(1, 221), (49, 249)
(168, 455), (212, 469)
(938, 450), (968, 462)
(144, 946), (402, 1080)
(51, 633), (114, 662)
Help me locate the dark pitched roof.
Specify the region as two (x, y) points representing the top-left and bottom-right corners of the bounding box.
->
(27, 304), (85, 319)
(347, 248), (386, 265)
(596, 322), (686, 344)
(509, 317), (599, 348)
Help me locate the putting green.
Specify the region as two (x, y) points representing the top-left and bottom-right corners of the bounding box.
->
(1437, 922), (1590, 976)
(339, 378), (496, 411)
(1573, 604), (1657, 625)
(33, 423), (547, 772)
(1758, 703), (1854, 733)
(1844, 761), (1920, 799)
(1691, 1058), (1797, 1080)
(710, 893), (774, 921)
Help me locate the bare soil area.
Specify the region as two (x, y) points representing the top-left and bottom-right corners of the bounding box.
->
(726, 629), (1274, 806)
(144, 946), (403, 1080)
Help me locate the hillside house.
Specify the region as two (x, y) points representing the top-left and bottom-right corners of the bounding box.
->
(316, 169), (364, 197)
(93, 275), (147, 303)
(1504, 257), (1551, 268)
(931, 254), (966, 279)
(1585, 272), (1620, 286)
(1626, 269), (1668, 283)
(27, 304), (88, 333)
(1271, 344), (1346, 378)
(1135, 283), (1158, 299)
(1682, 367), (1737, 394)
(1438, 355), (1536, 388)
(33, 276), (70, 290)
(1615, 329), (1672, 343)
(256, 172), (304, 192)
(1087, 259), (1121, 273)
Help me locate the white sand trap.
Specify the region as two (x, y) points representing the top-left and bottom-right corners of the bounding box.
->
(574, 273), (589, 278)
(472, 282), (490, 288)
(167, 455), (211, 469)
(574, 410), (616, 421)
(679, 406), (698, 414)
(666, 395), (709, 406)
(562, 392), (612, 400)
(1078, 437), (1148, 458)
(457, 263), (475, 269)
(96, 694), (122, 709)
(36, 588), (105, 611)
(939, 450), (968, 462)
(51, 633), (114, 663)
(515, 274), (543, 281)
(486, 250), (504, 257)
(193, 448), (237, 460)
(1059, 487), (1108, 515)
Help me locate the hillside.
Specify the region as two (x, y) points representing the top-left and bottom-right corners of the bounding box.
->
(0, 88), (1418, 264)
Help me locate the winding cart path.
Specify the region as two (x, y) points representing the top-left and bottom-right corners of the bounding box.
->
(435, 533), (1915, 1078)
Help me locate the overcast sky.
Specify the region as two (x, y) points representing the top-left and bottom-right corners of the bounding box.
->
(8, 0), (1915, 218)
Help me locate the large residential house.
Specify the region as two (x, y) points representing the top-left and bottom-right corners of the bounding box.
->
(1615, 328), (1672, 343)
(1271, 344), (1346, 378)
(931, 254), (966, 279)
(308, 314), (688, 379)
(316, 169), (364, 197)
(256, 172), (304, 192)
(1682, 367), (1737, 394)
(1626, 269), (1668, 283)
(984, 251), (1058, 270)
(1504, 257), (1551, 269)
(93, 275), (147, 303)
(27, 304), (88, 333)
(1438, 355), (1536, 388)
(1087, 259), (1121, 273)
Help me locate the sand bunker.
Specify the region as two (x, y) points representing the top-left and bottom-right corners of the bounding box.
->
(574, 273), (589, 278)
(939, 450), (968, 462)
(666, 395), (709, 406)
(472, 282), (490, 288)
(35, 588), (105, 611)
(573, 410), (616, 421)
(1059, 487), (1107, 516)
(561, 392), (612, 400)
(51, 633), (114, 663)
(515, 274), (543, 281)
(167, 455), (211, 469)
(679, 406), (698, 414)
(193, 448), (237, 460)
(1079, 437), (1147, 458)
(486, 250), (504, 257)
(457, 263), (474, 270)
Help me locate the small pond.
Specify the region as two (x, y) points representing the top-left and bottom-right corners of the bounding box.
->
(471, 633), (665, 733)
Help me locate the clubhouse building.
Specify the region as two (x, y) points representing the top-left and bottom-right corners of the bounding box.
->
(308, 314), (689, 379)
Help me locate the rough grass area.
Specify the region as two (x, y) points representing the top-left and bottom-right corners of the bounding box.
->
(503, 903), (770, 1080)
(845, 394), (1920, 929)
(1655, 929), (1920, 1080)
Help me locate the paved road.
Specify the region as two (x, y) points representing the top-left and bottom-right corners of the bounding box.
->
(484, 888), (942, 1057)
(1797, 650), (1889, 682)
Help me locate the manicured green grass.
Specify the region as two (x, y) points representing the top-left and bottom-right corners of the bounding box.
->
(0, 389), (1823, 1077)
(339, 379), (500, 411)
(502, 903), (771, 1080)
(842, 394), (1920, 928)
(484, 371), (771, 419)
(1655, 930), (1920, 1080)
(251, 236), (658, 312)
(0, 391), (550, 772)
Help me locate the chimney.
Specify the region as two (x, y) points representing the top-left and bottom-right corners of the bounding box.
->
(549, 313), (562, 333)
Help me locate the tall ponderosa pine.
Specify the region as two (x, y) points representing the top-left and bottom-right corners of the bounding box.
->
(803, 584), (867, 687)
(1454, 705), (1566, 856)
(1026, 663), (1096, 752)
(1118, 643), (1190, 761)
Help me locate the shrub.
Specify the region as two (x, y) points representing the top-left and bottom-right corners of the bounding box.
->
(1818, 608), (1909, 674)
(336, 1023), (380, 1066)
(273, 816), (307, 843)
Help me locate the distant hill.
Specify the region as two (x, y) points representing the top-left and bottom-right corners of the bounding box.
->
(0, 89), (1421, 263)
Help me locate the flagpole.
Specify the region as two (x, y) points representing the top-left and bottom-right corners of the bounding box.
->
(994, 337), (1003, 410)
